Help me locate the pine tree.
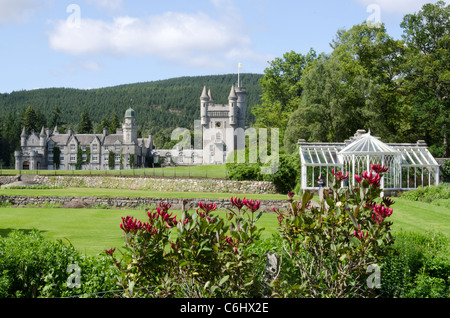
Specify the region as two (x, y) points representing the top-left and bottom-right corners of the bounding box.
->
(79, 107), (93, 134)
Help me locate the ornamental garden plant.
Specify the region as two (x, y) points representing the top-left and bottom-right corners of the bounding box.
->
(273, 165), (395, 297)
(106, 164), (396, 298)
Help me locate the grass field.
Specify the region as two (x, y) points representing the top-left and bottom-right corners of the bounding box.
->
(0, 165), (228, 179)
(0, 187), (287, 200)
(1, 196), (449, 256)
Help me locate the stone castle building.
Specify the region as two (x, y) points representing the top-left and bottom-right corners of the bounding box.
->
(151, 85), (248, 165)
(15, 84), (247, 170)
(15, 107), (154, 170)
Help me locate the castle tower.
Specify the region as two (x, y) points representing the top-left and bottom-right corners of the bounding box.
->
(235, 87), (247, 129)
(200, 86), (209, 125)
(20, 127), (27, 147)
(228, 85), (237, 126)
(39, 127), (47, 147)
(123, 107), (138, 145)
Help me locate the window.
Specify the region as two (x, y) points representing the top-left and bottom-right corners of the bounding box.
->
(92, 155), (98, 162)
(115, 145), (120, 151)
(92, 144), (98, 151)
(70, 155), (76, 162)
(70, 144), (75, 151)
(115, 154), (120, 162)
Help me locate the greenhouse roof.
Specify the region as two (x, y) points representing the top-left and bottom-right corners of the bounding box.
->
(339, 131), (399, 155)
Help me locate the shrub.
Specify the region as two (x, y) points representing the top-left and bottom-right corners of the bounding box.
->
(226, 152), (300, 194)
(442, 159), (450, 182)
(379, 231), (450, 298)
(106, 198), (267, 298)
(0, 230), (118, 298)
(273, 165), (396, 297)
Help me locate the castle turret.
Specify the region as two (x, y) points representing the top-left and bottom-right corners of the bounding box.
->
(39, 127), (47, 147)
(200, 86), (209, 125)
(20, 127), (27, 147)
(228, 85), (237, 126)
(123, 107), (138, 144)
(235, 87), (247, 129)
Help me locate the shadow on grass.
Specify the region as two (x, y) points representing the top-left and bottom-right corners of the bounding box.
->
(0, 228), (48, 238)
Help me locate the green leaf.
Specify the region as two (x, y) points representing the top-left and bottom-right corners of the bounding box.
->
(219, 275), (229, 286)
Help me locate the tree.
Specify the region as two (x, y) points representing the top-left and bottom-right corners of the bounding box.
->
(108, 150), (115, 170)
(400, 1), (450, 157)
(48, 106), (63, 129)
(79, 107), (93, 134)
(252, 49), (317, 143)
(53, 147), (61, 169)
(22, 106), (38, 133)
(284, 22), (407, 152)
(109, 112), (121, 134)
(96, 116), (111, 134)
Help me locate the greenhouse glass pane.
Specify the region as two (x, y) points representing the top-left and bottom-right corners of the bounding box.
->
(303, 152), (312, 164)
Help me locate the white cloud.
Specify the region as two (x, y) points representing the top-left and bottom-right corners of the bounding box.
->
(355, 0), (447, 14)
(46, 1), (268, 70)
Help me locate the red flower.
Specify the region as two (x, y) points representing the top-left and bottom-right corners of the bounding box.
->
(354, 229), (369, 241)
(198, 201), (217, 213)
(105, 248), (115, 256)
(355, 174), (362, 184)
(362, 170), (381, 187)
(243, 197), (261, 212)
(373, 204), (393, 218)
(382, 196), (395, 207)
(371, 164), (389, 174)
(120, 216), (143, 233)
(159, 201), (171, 212)
(230, 196), (244, 209)
(332, 168), (349, 181)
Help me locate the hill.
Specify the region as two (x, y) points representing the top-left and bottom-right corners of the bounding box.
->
(0, 73), (263, 167)
(0, 73), (262, 134)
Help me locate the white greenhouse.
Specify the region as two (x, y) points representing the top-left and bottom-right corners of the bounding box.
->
(298, 129), (440, 191)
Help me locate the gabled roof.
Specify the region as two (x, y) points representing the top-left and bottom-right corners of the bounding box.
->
(339, 131), (399, 155)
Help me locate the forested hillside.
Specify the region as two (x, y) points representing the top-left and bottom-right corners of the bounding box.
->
(0, 73), (263, 167)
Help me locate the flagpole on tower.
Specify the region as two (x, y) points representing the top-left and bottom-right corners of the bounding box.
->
(238, 62), (242, 88)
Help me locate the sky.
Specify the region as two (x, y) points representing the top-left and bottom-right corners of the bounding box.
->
(0, 0), (446, 93)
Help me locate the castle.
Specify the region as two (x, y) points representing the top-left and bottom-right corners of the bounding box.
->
(15, 85), (247, 170)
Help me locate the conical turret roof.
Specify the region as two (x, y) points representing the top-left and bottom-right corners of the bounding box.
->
(228, 85), (237, 100)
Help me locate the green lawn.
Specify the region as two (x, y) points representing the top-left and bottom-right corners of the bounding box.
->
(0, 164), (228, 179)
(0, 197), (449, 256)
(0, 207), (280, 256)
(0, 187), (287, 201)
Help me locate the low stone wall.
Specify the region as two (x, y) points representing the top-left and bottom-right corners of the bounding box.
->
(0, 195), (288, 212)
(31, 175), (277, 194)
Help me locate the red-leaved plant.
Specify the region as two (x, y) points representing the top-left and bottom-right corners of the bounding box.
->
(106, 198), (265, 298)
(274, 164), (395, 297)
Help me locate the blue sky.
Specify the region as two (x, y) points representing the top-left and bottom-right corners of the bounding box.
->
(0, 0), (446, 93)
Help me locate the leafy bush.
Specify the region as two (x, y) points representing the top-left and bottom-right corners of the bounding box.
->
(0, 230), (118, 298)
(401, 183), (450, 208)
(106, 198), (267, 298)
(226, 152), (300, 194)
(441, 160), (450, 182)
(262, 153), (300, 194)
(273, 165), (396, 297)
(380, 231), (450, 298)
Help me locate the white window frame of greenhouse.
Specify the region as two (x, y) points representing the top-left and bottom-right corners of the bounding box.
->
(299, 130), (440, 191)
